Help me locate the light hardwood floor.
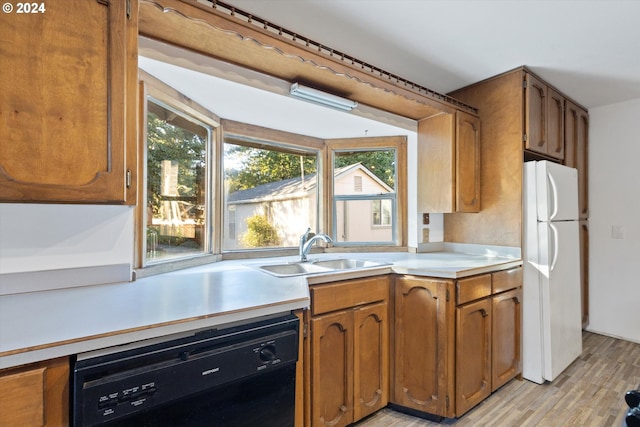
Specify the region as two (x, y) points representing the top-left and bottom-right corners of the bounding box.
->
(356, 332), (640, 427)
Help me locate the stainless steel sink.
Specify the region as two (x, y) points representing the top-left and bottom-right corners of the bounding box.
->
(255, 258), (391, 277)
(257, 262), (331, 277)
(313, 258), (387, 270)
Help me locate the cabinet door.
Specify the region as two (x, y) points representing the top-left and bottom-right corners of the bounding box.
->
(525, 73), (548, 155)
(455, 298), (492, 416)
(579, 220), (589, 327)
(0, 0), (137, 204)
(417, 113), (456, 213)
(565, 101), (589, 219)
(310, 311), (354, 427)
(491, 288), (522, 391)
(0, 357), (69, 426)
(456, 111), (481, 212)
(353, 302), (389, 420)
(547, 88), (565, 160)
(392, 277), (454, 417)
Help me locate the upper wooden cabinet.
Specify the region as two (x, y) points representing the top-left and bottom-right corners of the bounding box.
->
(525, 73), (565, 160)
(0, 0), (138, 204)
(565, 101), (589, 219)
(417, 110), (481, 213)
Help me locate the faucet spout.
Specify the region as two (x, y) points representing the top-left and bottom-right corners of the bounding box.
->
(299, 229), (332, 262)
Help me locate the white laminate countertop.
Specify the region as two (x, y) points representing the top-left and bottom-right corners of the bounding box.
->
(0, 246), (521, 369)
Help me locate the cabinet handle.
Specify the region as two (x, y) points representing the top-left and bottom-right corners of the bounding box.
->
(340, 405), (347, 413)
(513, 296), (521, 304)
(480, 309), (488, 317)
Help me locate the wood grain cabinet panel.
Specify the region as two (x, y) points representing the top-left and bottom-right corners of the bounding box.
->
(310, 311), (354, 427)
(417, 110), (481, 213)
(455, 298), (492, 416)
(547, 88), (565, 160)
(565, 101), (589, 219)
(0, 357), (69, 427)
(491, 287), (522, 391)
(353, 303), (389, 420)
(392, 276), (455, 418)
(307, 276), (390, 427)
(525, 73), (548, 156)
(455, 111), (482, 212)
(525, 73), (565, 161)
(0, 0), (138, 204)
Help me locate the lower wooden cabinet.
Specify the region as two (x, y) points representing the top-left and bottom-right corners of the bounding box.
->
(0, 357), (69, 427)
(456, 298), (492, 415)
(392, 276), (455, 417)
(491, 287), (522, 391)
(391, 268), (522, 419)
(306, 276), (390, 427)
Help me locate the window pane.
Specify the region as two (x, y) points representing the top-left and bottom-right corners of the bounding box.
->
(336, 198), (393, 243)
(333, 149), (396, 244)
(145, 100), (209, 263)
(333, 149), (396, 192)
(223, 142), (317, 251)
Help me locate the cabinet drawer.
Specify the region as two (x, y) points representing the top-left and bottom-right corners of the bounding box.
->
(456, 274), (491, 305)
(311, 276), (389, 316)
(492, 267), (523, 294)
(0, 367), (46, 426)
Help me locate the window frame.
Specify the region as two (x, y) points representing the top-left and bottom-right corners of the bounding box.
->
(220, 119), (324, 256)
(135, 71), (222, 276)
(325, 136), (408, 249)
(135, 75), (408, 274)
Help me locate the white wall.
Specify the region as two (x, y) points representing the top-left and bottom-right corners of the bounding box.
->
(0, 204), (134, 274)
(587, 97), (640, 343)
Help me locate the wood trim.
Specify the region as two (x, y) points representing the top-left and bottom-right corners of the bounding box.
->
(325, 136), (408, 247)
(222, 119), (325, 151)
(139, 0), (477, 121)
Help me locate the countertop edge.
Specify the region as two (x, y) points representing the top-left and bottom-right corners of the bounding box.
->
(0, 298), (308, 369)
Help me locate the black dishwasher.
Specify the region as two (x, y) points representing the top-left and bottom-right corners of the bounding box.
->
(72, 313), (299, 427)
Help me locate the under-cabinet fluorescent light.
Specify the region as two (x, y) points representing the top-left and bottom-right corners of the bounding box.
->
(289, 83), (358, 111)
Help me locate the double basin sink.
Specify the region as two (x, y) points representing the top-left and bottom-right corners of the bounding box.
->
(256, 258), (391, 277)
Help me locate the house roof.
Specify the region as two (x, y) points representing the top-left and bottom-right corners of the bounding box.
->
(227, 163), (391, 204)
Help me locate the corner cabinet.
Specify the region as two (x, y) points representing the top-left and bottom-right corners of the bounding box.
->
(417, 110), (481, 213)
(0, 0), (138, 204)
(305, 276), (390, 427)
(0, 357), (70, 426)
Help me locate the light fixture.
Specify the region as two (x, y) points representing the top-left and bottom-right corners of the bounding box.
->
(289, 83), (358, 111)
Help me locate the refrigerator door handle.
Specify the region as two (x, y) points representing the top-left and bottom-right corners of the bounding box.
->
(549, 223), (559, 272)
(547, 171), (559, 221)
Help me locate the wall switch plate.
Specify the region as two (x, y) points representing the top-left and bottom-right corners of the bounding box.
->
(422, 228), (429, 243)
(422, 213), (430, 225)
(611, 225), (624, 239)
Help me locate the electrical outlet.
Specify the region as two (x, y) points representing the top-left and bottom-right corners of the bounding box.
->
(422, 213), (430, 225)
(422, 228), (429, 243)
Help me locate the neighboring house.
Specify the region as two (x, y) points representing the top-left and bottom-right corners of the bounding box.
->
(224, 163), (394, 249)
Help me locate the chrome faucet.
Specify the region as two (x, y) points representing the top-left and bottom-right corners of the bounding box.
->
(299, 227), (333, 262)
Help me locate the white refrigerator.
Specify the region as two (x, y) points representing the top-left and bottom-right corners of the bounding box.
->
(523, 160), (583, 384)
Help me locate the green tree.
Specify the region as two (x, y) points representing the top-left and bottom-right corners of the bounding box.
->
(241, 214), (281, 247)
(146, 111), (206, 215)
(224, 144), (317, 193)
(334, 150), (396, 188)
